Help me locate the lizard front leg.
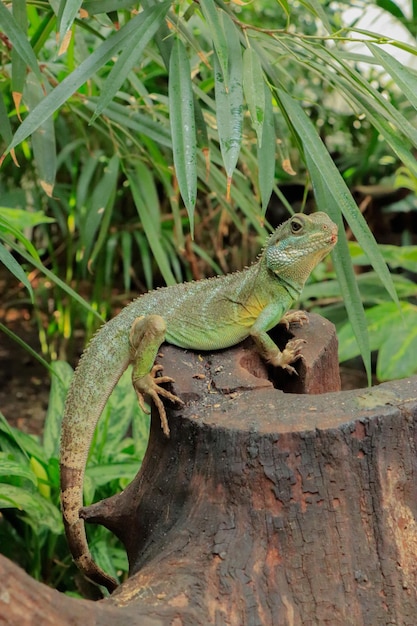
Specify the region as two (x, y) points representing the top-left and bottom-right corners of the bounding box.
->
(130, 315), (184, 437)
(249, 305), (305, 375)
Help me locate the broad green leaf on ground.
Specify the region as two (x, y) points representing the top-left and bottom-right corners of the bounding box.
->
(169, 37), (197, 231)
(43, 361), (74, 460)
(0, 484), (62, 533)
(338, 302), (417, 380)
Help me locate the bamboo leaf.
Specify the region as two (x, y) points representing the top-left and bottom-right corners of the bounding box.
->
(257, 83), (275, 213)
(11, 0), (27, 115)
(82, 154), (119, 270)
(169, 38), (197, 231)
(57, 0), (83, 55)
(24, 72), (56, 197)
(199, 0), (228, 87)
(0, 1), (42, 82)
(243, 47), (265, 147)
(4, 8), (158, 155)
(83, 0), (138, 15)
(92, 1), (170, 121)
(0, 242), (33, 299)
(278, 90), (398, 306)
(214, 12), (243, 197)
(126, 164), (177, 286)
(305, 153), (372, 381)
(368, 43), (417, 113)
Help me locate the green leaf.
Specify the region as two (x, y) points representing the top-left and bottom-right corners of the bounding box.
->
(0, 207), (54, 229)
(11, 0), (27, 102)
(377, 306), (417, 379)
(24, 72), (56, 197)
(339, 302), (417, 381)
(0, 242), (33, 299)
(57, 0), (83, 54)
(169, 37), (197, 232)
(257, 83), (275, 213)
(0, 1), (42, 83)
(214, 12), (243, 194)
(126, 163), (177, 286)
(243, 47), (265, 147)
(2, 234), (103, 321)
(375, 0), (406, 20)
(278, 90), (398, 305)
(0, 452), (38, 486)
(368, 43), (417, 114)
(0, 322), (53, 374)
(92, 1), (170, 121)
(43, 361), (74, 460)
(306, 157), (372, 382)
(81, 154), (119, 270)
(83, 0), (138, 15)
(0, 484), (62, 533)
(5, 8), (159, 154)
(199, 0), (229, 87)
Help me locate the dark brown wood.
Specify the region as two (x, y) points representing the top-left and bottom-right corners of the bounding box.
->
(2, 314), (417, 626)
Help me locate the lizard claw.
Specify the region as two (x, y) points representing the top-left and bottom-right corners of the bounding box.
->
(269, 338), (306, 374)
(132, 364), (184, 437)
(280, 310), (309, 330)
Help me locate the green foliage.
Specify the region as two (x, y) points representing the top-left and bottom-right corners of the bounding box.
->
(303, 242), (417, 381)
(0, 362), (149, 591)
(1, 1), (417, 372)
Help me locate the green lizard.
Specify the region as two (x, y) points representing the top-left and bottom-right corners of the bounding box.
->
(60, 211), (338, 592)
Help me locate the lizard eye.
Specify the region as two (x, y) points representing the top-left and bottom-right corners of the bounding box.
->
(291, 216), (303, 234)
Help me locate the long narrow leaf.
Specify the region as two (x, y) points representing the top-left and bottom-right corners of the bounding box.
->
(368, 43), (417, 113)
(306, 157), (372, 381)
(0, 242), (33, 299)
(126, 164), (177, 286)
(214, 12), (243, 196)
(92, 1), (170, 121)
(24, 72), (56, 197)
(57, 0), (83, 54)
(2, 235), (103, 320)
(243, 47), (265, 147)
(278, 90), (398, 305)
(0, 1), (42, 82)
(4, 7), (161, 155)
(257, 83), (275, 213)
(199, 0), (229, 87)
(169, 38), (197, 231)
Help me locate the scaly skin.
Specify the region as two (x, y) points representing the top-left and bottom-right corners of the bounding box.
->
(60, 212), (338, 592)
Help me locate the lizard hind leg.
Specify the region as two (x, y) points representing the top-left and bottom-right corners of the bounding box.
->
(129, 315), (183, 437)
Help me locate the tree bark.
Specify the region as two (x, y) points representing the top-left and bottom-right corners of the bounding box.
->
(1, 314), (417, 625)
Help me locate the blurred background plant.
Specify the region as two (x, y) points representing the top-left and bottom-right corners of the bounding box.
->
(1, 0), (417, 594)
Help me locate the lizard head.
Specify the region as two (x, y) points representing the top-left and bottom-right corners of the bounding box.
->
(264, 212), (338, 287)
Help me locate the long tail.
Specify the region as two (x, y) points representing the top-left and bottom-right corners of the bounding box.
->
(60, 315), (132, 592)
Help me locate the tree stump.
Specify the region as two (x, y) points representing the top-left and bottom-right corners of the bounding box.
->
(1, 313), (417, 626)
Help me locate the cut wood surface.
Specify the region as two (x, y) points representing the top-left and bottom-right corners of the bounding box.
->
(1, 314), (417, 626)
